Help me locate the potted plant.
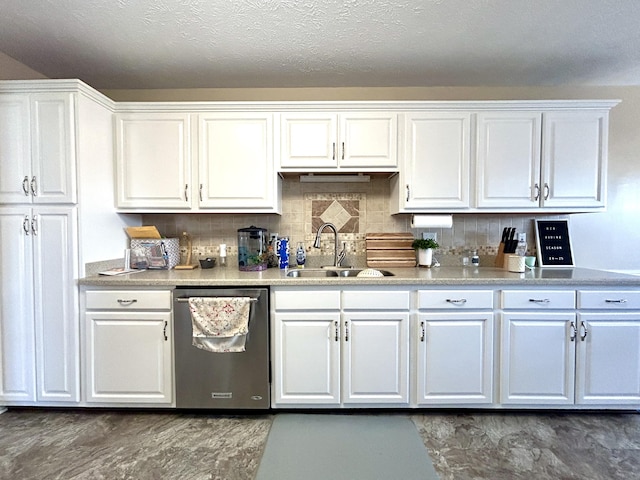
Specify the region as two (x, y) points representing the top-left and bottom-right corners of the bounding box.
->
(412, 237), (439, 267)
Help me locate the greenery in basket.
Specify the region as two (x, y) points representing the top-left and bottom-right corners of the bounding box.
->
(411, 238), (439, 250)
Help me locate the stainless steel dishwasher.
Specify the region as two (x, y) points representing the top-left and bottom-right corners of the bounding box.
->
(173, 287), (270, 409)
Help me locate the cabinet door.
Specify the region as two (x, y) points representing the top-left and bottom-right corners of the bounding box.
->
(0, 94), (31, 203)
(198, 113), (278, 211)
(272, 313), (340, 405)
(541, 110), (607, 208)
(31, 93), (76, 204)
(280, 113), (337, 168)
(417, 312), (493, 405)
(476, 112), (542, 208)
(342, 313), (409, 404)
(115, 112), (192, 209)
(32, 207), (79, 402)
(0, 208), (36, 402)
(86, 311), (172, 404)
(339, 112), (397, 168)
(500, 312), (576, 405)
(403, 112), (471, 209)
(576, 313), (640, 405)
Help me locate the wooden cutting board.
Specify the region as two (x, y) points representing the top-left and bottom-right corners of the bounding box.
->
(366, 233), (416, 268)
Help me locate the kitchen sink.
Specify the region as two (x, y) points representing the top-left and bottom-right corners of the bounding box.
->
(337, 269), (394, 277)
(285, 268), (394, 278)
(285, 269), (339, 278)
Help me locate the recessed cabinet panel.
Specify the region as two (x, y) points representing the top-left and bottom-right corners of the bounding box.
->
(402, 112), (471, 209)
(31, 94), (76, 204)
(0, 94), (31, 203)
(198, 113), (277, 210)
(417, 313), (494, 404)
(500, 312), (576, 405)
(116, 113), (192, 209)
(476, 112), (542, 208)
(273, 314), (341, 405)
(576, 314), (640, 405)
(280, 113), (337, 168)
(542, 111), (607, 208)
(342, 314), (409, 404)
(0, 209), (36, 402)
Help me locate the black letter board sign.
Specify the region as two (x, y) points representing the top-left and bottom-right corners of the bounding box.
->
(535, 220), (574, 267)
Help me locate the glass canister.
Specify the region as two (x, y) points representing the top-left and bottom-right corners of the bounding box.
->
(237, 226), (268, 271)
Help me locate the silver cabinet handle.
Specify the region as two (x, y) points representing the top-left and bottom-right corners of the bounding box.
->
(446, 299), (467, 305)
(23, 216), (31, 235)
(334, 321), (339, 342)
(199, 184), (203, 202)
(163, 321), (168, 341)
(580, 321), (588, 341)
(30, 215), (38, 235)
(341, 142), (345, 160)
(605, 299), (627, 304)
(30, 176), (37, 196)
(569, 321), (576, 341)
(117, 299), (138, 306)
(420, 321), (425, 342)
(184, 184), (189, 201)
(529, 298), (550, 304)
(543, 183), (550, 200)
(533, 183), (540, 201)
(22, 176), (29, 196)
(332, 142), (336, 160)
(406, 184), (410, 202)
(344, 321), (349, 342)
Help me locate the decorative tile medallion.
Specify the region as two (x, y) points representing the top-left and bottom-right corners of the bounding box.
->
(306, 193), (364, 233)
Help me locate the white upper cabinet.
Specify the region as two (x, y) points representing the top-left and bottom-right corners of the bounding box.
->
(393, 112), (471, 212)
(116, 110), (281, 213)
(476, 108), (609, 211)
(476, 111), (542, 209)
(279, 112), (398, 171)
(0, 93), (76, 204)
(115, 112), (193, 209)
(198, 112), (280, 212)
(541, 110), (608, 209)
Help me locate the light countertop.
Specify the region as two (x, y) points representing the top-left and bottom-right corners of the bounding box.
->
(79, 266), (640, 288)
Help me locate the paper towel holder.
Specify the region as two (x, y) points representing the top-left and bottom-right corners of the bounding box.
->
(411, 214), (453, 229)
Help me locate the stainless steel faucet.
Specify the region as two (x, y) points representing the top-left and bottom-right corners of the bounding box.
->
(313, 222), (346, 268)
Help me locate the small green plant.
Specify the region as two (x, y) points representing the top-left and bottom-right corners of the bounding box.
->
(411, 238), (439, 250)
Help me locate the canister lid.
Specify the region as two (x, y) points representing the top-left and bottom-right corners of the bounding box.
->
(238, 225), (267, 238)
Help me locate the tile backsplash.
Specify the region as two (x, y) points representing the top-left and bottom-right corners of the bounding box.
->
(142, 175), (561, 265)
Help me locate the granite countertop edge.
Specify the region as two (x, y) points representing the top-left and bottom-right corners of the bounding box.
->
(78, 266), (640, 288)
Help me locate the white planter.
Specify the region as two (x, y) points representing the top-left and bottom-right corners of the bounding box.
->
(417, 248), (433, 267)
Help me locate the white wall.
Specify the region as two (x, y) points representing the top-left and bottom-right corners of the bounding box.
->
(0, 51), (47, 80)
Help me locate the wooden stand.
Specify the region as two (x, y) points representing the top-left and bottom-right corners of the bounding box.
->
(174, 232), (198, 270)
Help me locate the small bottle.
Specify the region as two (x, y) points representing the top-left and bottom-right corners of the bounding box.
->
(219, 243), (227, 267)
(471, 250), (480, 267)
(296, 242), (306, 268)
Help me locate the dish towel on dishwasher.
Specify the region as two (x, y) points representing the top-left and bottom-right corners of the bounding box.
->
(188, 297), (252, 353)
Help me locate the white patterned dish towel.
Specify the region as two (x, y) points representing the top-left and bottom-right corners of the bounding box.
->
(188, 297), (252, 353)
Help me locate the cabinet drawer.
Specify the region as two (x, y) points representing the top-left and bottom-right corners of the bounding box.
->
(501, 290), (575, 309)
(86, 290), (172, 310)
(342, 290), (410, 310)
(417, 290), (493, 309)
(578, 290), (640, 309)
(274, 289), (340, 310)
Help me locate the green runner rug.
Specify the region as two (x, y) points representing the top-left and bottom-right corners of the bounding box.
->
(255, 414), (439, 480)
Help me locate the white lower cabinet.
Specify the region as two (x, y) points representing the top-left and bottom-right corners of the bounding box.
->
(576, 290), (640, 405)
(500, 311), (577, 405)
(416, 290), (494, 405)
(84, 289), (173, 405)
(0, 207), (79, 405)
(272, 288), (409, 407)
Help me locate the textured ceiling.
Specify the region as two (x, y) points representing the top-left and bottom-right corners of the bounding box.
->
(0, 0), (639, 89)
